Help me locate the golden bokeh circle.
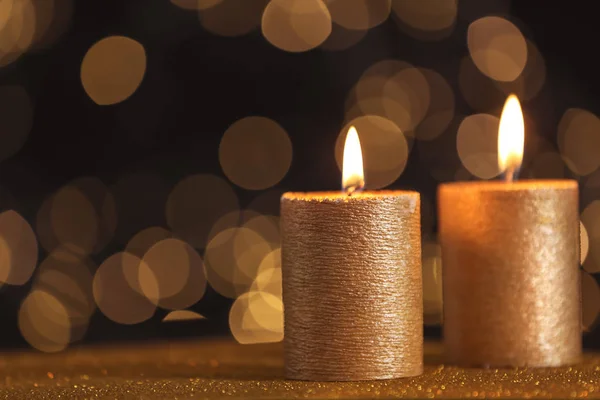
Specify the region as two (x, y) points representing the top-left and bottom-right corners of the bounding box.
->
(199, 0), (268, 37)
(229, 291), (283, 344)
(456, 113), (501, 180)
(18, 289), (71, 353)
(391, 0), (456, 41)
(142, 238), (207, 310)
(335, 115), (408, 189)
(0, 210), (38, 285)
(558, 108), (600, 176)
(219, 116), (292, 190)
(166, 174), (239, 248)
(326, 0), (391, 30)
(93, 252), (158, 325)
(81, 36), (147, 105)
(163, 310), (206, 322)
(581, 221), (589, 265)
(467, 16), (527, 82)
(126, 226), (173, 259)
(262, 0), (332, 53)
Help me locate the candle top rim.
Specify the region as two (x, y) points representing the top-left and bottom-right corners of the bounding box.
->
(439, 179), (577, 191)
(282, 190), (418, 202)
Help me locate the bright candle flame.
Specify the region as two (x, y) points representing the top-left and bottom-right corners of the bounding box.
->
(342, 126), (365, 194)
(498, 94), (524, 182)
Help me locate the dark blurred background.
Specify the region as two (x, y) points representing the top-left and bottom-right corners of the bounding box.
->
(0, 0), (599, 353)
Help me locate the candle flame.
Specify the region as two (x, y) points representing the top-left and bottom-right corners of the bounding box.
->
(342, 126), (365, 194)
(498, 94), (524, 182)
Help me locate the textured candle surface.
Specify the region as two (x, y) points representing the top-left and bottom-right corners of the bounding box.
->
(439, 180), (581, 367)
(281, 191), (422, 381)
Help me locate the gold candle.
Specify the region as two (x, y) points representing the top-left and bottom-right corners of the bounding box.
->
(439, 95), (581, 367)
(281, 127), (423, 381)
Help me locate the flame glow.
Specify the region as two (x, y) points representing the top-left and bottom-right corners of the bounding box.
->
(342, 126), (365, 193)
(498, 94), (524, 180)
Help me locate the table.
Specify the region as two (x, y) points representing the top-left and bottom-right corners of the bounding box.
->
(0, 339), (599, 398)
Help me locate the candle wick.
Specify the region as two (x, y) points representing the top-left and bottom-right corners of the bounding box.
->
(504, 166), (519, 183)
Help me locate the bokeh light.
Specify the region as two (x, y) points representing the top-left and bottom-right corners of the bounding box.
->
(18, 289), (71, 353)
(199, 0), (268, 37)
(219, 116), (292, 190)
(326, 0), (391, 30)
(495, 40), (546, 102)
(467, 16), (527, 82)
(141, 238), (207, 310)
(391, 0), (457, 41)
(81, 36), (147, 106)
(581, 221), (589, 266)
(34, 248), (96, 342)
(582, 271), (600, 332)
(558, 108), (600, 176)
(262, 0), (332, 53)
(581, 201), (600, 274)
(0, 210), (38, 286)
(456, 113), (501, 180)
(126, 226), (173, 258)
(0, 85), (33, 163)
(163, 310), (206, 322)
(93, 252), (158, 325)
(167, 174), (239, 248)
(229, 291), (283, 344)
(335, 116), (408, 189)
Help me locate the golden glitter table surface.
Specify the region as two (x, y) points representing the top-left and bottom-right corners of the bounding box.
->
(0, 339), (599, 399)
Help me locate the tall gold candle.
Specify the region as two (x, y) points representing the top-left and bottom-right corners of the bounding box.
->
(439, 95), (582, 367)
(281, 127), (423, 381)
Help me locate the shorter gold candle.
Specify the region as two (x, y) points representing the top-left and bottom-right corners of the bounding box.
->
(439, 95), (581, 367)
(281, 127), (423, 381)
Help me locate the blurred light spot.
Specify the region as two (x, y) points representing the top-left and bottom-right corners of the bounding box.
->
(335, 115), (408, 189)
(93, 252), (158, 325)
(0, 86), (33, 162)
(0, 210), (38, 285)
(142, 238), (207, 310)
(242, 214), (280, 248)
(163, 310), (206, 322)
(581, 221), (589, 265)
(414, 68), (455, 141)
(30, 0), (74, 51)
(48, 185), (99, 256)
(167, 174), (239, 248)
(346, 61), (430, 135)
(126, 226), (173, 258)
(251, 248), (282, 298)
(495, 40), (546, 102)
(467, 16), (527, 82)
(0, 0), (36, 66)
(262, 0), (332, 53)
(220, 116), (292, 190)
(582, 271), (600, 332)
(171, 0), (223, 10)
(422, 242), (442, 325)
(320, 22), (366, 51)
(67, 177), (117, 253)
(205, 227), (271, 298)
(558, 108), (600, 176)
(112, 172), (170, 244)
(199, 0), (268, 37)
(35, 248), (95, 342)
(528, 152), (567, 179)
(19, 289), (70, 352)
(326, 0), (391, 30)
(391, 0), (456, 41)
(229, 291), (283, 344)
(581, 201), (600, 274)
(457, 114), (501, 179)
(81, 36), (146, 105)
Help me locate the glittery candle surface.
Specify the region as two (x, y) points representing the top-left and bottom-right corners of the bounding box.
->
(281, 191), (423, 381)
(1, 339), (600, 399)
(439, 180), (582, 368)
